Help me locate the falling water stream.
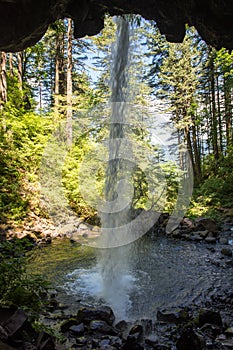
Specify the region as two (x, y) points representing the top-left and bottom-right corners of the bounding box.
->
(98, 16), (134, 319)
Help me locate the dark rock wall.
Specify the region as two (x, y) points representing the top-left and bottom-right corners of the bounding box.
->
(0, 0), (233, 51)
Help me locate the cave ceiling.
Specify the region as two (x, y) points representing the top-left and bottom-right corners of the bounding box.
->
(0, 0), (232, 52)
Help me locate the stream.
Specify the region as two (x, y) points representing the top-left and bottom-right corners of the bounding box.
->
(27, 235), (233, 321)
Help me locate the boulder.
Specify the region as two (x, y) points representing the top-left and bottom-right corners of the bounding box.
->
(205, 237), (217, 243)
(198, 309), (222, 327)
(0, 340), (16, 350)
(60, 318), (77, 333)
(76, 336), (87, 346)
(221, 247), (232, 257)
(0, 326), (8, 342)
(69, 323), (85, 336)
(219, 237), (229, 244)
(198, 230), (209, 238)
(89, 320), (117, 335)
(77, 306), (115, 325)
(200, 323), (222, 337)
(176, 328), (205, 350)
(122, 336), (144, 350)
(195, 218), (218, 233)
(181, 218), (195, 230)
(157, 308), (188, 324)
(2, 308), (27, 339)
(145, 334), (159, 346)
(141, 318), (153, 335)
(225, 327), (233, 335)
(36, 332), (56, 350)
(128, 324), (143, 343)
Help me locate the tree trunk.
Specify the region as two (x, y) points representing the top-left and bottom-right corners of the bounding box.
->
(184, 124), (195, 175)
(216, 74), (223, 155)
(17, 51), (23, 91)
(39, 80), (42, 109)
(54, 29), (61, 119)
(60, 28), (66, 95)
(66, 18), (73, 147)
(191, 121), (202, 183)
(0, 51), (7, 109)
(224, 76), (232, 149)
(209, 52), (219, 160)
(9, 53), (14, 77)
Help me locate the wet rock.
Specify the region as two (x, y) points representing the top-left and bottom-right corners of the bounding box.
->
(129, 324), (143, 336)
(157, 308), (188, 324)
(219, 237), (229, 244)
(99, 345), (115, 350)
(92, 338), (100, 348)
(128, 324), (143, 343)
(76, 336), (87, 346)
(221, 247), (232, 257)
(108, 336), (122, 347)
(60, 318), (77, 333)
(198, 230), (209, 238)
(79, 223), (89, 230)
(59, 223), (77, 237)
(171, 229), (182, 238)
(195, 218), (218, 233)
(0, 325), (8, 341)
(225, 326), (233, 335)
(99, 338), (111, 347)
(218, 339), (233, 348)
(89, 320), (117, 335)
(36, 331), (56, 350)
(2, 308), (27, 339)
(0, 340), (16, 350)
(190, 234), (203, 242)
(77, 306), (115, 325)
(207, 246), (216, 252)
(205, 237), (217, 243)
(198, 309), (222, 327)
(225, 259), (233, 266)
(176, 328), (205, 350)
(115, 320), (131, 339)
(69, 323), (85, 336)
(181, 218), (195, 230)
(46, 295), (59, 311)
(141, 319), (153, 335)
(145, 334), (159, 346)
(122, 336), (144, 350)
(115, 320), (129, 332)
(200, 323), (222, 337)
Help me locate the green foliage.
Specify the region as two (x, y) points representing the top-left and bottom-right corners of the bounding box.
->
(0, 107), (53, 222)
(62, 138), (101, 224)
(188, 148), (233, 219)
(0, 240), (49, 315)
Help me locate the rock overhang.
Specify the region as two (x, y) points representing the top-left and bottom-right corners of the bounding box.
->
(0, 0), (232, 52)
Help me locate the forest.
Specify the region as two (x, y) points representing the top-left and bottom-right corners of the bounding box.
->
(0, 15), (233, 350)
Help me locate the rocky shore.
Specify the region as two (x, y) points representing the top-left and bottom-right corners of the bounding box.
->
(1, 210), (233, 248)
(1, 292), (233, 350)
(0, 212), (233, 349)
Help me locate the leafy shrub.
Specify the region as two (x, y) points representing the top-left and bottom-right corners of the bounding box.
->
(0, 107), (53, 222)
(188, 149), (233, 219)
(0, 239), (49, 316)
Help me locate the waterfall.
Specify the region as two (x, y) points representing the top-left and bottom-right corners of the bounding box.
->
(98, 16), (134, 320)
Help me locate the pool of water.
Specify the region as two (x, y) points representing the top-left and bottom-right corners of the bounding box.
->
(27, 236), (233, 321)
